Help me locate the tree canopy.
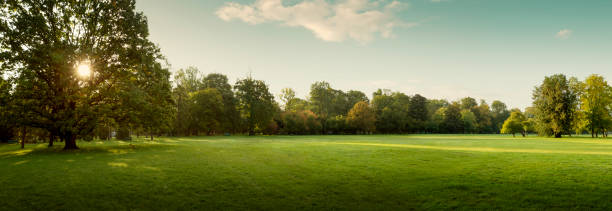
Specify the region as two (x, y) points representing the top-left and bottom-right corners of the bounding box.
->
(0, 0), (173, 149)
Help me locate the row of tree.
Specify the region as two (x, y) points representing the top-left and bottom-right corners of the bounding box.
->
(2, 1), (609, 151)
(164, 67), (514, 137)
(501, 74), (611, 138)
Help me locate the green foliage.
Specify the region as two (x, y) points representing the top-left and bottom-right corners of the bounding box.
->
(309, 81), (335, 119)
(460, 97), (478, 110)
(280, 110), (321, 135)
(461, 110), (478, 133)
(501, 111), (527, 137)
(580, 74), (611, 137)
(172, 67), (201, 136)
(372, 91), (412, 133)
(326, 115), (349, 134)
(279, 88), (296, 110)
(0, 77), (14, 141)
(347, 101), (376, 134)
(491, 100), (510, 133)
(0, 0), (172, 148)
(189, 88), (225, 135)
(202, 73), (239, 133)
(235, 76), (277, 135)
(408, 94), (428, 131)
(532, 74), (579, 138)
(441, 102), (463, 133)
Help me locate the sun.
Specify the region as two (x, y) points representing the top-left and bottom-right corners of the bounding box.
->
(76, 63), (92, 78)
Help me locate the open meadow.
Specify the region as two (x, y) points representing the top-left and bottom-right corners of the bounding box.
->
(2, 135), (612, 210)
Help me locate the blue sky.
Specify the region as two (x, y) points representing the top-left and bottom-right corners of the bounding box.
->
(136, 0), (612, 109)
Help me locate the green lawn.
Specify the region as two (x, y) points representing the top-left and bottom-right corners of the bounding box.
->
(2, 135), (612, 210)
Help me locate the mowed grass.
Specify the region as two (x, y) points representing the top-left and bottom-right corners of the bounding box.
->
(2, 135), (612, 210)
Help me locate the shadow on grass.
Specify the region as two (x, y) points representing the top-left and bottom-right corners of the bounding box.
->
(0, 142), (176, 158)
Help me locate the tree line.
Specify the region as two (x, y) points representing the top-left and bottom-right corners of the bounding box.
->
(1, 1), (610, 150)
(165, 67), (514, 136)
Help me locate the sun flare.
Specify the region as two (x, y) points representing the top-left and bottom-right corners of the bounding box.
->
(76, 63), (92, 78)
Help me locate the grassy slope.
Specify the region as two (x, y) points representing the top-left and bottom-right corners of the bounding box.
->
(1, 135), (612, 210)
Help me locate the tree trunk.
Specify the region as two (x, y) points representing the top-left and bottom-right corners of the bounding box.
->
(63, 135), (79, 150)
(150, 128), (154, 141)
(554, 133), (562, 138)
(48, 133), (54, 147)
(20, 127), (26, 149)
(512, 133), (515, 137)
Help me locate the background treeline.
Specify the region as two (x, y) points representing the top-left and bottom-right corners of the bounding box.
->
(168, 67), (513, 136)
(2, 1), (611, 151)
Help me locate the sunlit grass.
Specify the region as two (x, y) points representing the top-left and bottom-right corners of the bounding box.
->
(1, 135), (612, 210)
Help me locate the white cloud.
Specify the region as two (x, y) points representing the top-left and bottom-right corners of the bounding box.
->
(215, 0), (412, 43)
(555, 29), (572, 40)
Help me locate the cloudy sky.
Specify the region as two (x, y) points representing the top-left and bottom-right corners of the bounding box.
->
(136, 0), (612, 109)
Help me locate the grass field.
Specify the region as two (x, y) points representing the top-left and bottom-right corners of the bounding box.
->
(2, 135), (612, 210)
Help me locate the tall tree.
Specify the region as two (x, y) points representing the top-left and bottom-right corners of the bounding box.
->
(491, 100), (510, 133)
(279, 88), (296, 111)
(580, 74), (611, 137)
(309, 81), (333, 118)
(234, 76), (276, 135)
(0, 0), (167, 149)
(408, 94), (428, 132)
(172, 67), (202, 136)
(309, 81), (349, 133)
(532, 74), (579, 138)
(474, 100), (493, 133)
(202, 73), (239, 133)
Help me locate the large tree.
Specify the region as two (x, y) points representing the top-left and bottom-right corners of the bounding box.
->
(309, 81), (350, 133)
(580, 74), (611, 137)
(0, 0), (169, 149)
(532, 74), (579, 138)
(171, 67), (202, 136)
(234, 76), (276, 135)
(202, 73), (239, 133)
